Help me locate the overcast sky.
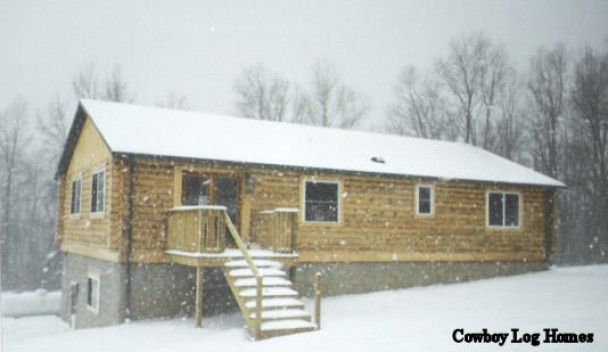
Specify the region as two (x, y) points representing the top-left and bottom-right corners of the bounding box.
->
(2, 0), (607, 129)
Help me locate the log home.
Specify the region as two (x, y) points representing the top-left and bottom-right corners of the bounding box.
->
(56, 99), (564, 339)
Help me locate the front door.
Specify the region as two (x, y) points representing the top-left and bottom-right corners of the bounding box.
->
(214, 177), (239, 246)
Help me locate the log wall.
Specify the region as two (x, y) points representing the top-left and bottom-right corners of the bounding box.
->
(248, 170), (550, 263)
(58, 119), (554, 265)
(58, 117), (119, 261)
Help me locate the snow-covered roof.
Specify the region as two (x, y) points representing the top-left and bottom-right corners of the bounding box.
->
(73, 99), (564, 188)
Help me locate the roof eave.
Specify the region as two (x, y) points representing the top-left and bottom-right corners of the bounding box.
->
(110, 151), (566, 189)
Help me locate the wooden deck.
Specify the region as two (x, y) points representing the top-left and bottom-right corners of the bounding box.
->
(165, 206), (318, 340)
(166, 205), (300, 267)
(165, 248), (298, 267)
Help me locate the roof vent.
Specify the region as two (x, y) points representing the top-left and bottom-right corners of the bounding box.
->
(371, 156), (385, 164)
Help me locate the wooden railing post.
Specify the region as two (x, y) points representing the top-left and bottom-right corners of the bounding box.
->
(195, 266), (204, 328)
(218, 210), (226, 252)
(197, 210), (203, 253)
(290, 211), (298, 253)
(314, 272), (321, 330)
(272, 211), (279, 251)
(255, 276), (263, 339)
(222, 211), (265, 339)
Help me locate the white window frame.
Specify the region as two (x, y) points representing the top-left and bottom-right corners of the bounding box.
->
(486, 191), (522, 229)
(86, 273), (100, 313)
(91, 169), (106, 215)
(302, 179), (341, 224)
(70, 175), (82, 216)
(416, 184), (434, 216)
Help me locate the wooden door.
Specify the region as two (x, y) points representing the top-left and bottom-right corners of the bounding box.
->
(214, 177), (239, 245)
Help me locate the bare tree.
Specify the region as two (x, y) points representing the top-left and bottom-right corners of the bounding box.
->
(386, 66), (454, 140)
(436, 33), (511, 147)
(72, 63), (100, 99)
(302, 59), (370, 128)
(73, 63), (132, 102)
(156, 92), (191, 110)
(493, 75), (526, 161)
(0, 97), (30, 287)
(103, 65), (133, 102)
(568, 47), (608, 261)
(290, 85), (311, 124)
(571, 47), (608, 197)
(527, 44), (568, 179)
(233, 64), (290, 121)
(37, 96), (71, 167)
(479, 44), (511, 152)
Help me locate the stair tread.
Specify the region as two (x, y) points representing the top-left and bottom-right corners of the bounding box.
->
(249, 309), (311, 320)
(225, 259), (282, 268)
(234, 277), (292, 287)
(240, 287), (298, 298)
(244, 298), (304, 309)
(261, 319), (317, 331)
(229, 268), (286, 277)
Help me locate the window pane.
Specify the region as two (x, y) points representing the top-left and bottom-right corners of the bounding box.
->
(87, 278), (93, 306)
(71, 180), (81, 214)
(306, 183), (338, 202)
(418, 187), (431, 214)
(183, 175), (209, 206)
(91, 172), (105, 213)
(91, 174), (98, 212)
(488, 193), (503, 226)
(97, 172), (104, 212)
(87, 277), (99, 310)
(305, 182), (338, 222)
(76, 180), (81, 213)
(505, 194), (519, 227)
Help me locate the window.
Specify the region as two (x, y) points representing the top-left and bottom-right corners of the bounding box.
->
(304, 181), (339, 223)
(86, 275), (100, 311)
(91, 171), (105, 213)
(416, 185), (433, 215)
(70, 178), (82, 215)
(488, 192), (520, 228)
(182, 175), (209, 206)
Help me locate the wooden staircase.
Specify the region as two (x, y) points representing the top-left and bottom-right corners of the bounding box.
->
(223, 259), (317, 339)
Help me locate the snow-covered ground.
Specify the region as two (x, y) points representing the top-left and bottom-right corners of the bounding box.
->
(2, 265), (606, 352)
(1, 290), (61, 318)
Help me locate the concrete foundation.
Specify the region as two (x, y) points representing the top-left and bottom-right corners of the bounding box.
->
(62, 253), (237, 329)
(63, 252), (547, 328)
(292, 261), (548, 297)
(61, 253), (127, 328)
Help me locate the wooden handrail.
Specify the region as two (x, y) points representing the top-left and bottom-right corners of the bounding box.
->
(314, 272), (322, 329)
(222, 211), (264, 339)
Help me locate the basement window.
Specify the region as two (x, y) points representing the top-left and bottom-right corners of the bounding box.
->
(488, 192), (520, 228)
(86, 274), (100, 312)
(416, 185), (433, 215)
(304, 180), (339, 223)
(91, 170), (105, 214)
(70, 178), (82, 215)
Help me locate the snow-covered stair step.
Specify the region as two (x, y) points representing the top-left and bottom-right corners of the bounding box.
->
(244, 298), (304, 310)
(234, 277), (292, 288)
(249, 309), (311, 321)
(261, 319), (317, 332)
(229, 268), (286, 278)
(239, 287), (298, 298)
(225, 259), (282, 268)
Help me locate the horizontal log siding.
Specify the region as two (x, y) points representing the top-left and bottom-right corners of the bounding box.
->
(130, 161), (174, 262)
(109, 158), (127, 255)
(60, 132), (552, 265)
(129, 161), (255, 262)
(59, 117), (116, 259)
(251, 212), (275, 249)
(250, 171), (549, 262)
